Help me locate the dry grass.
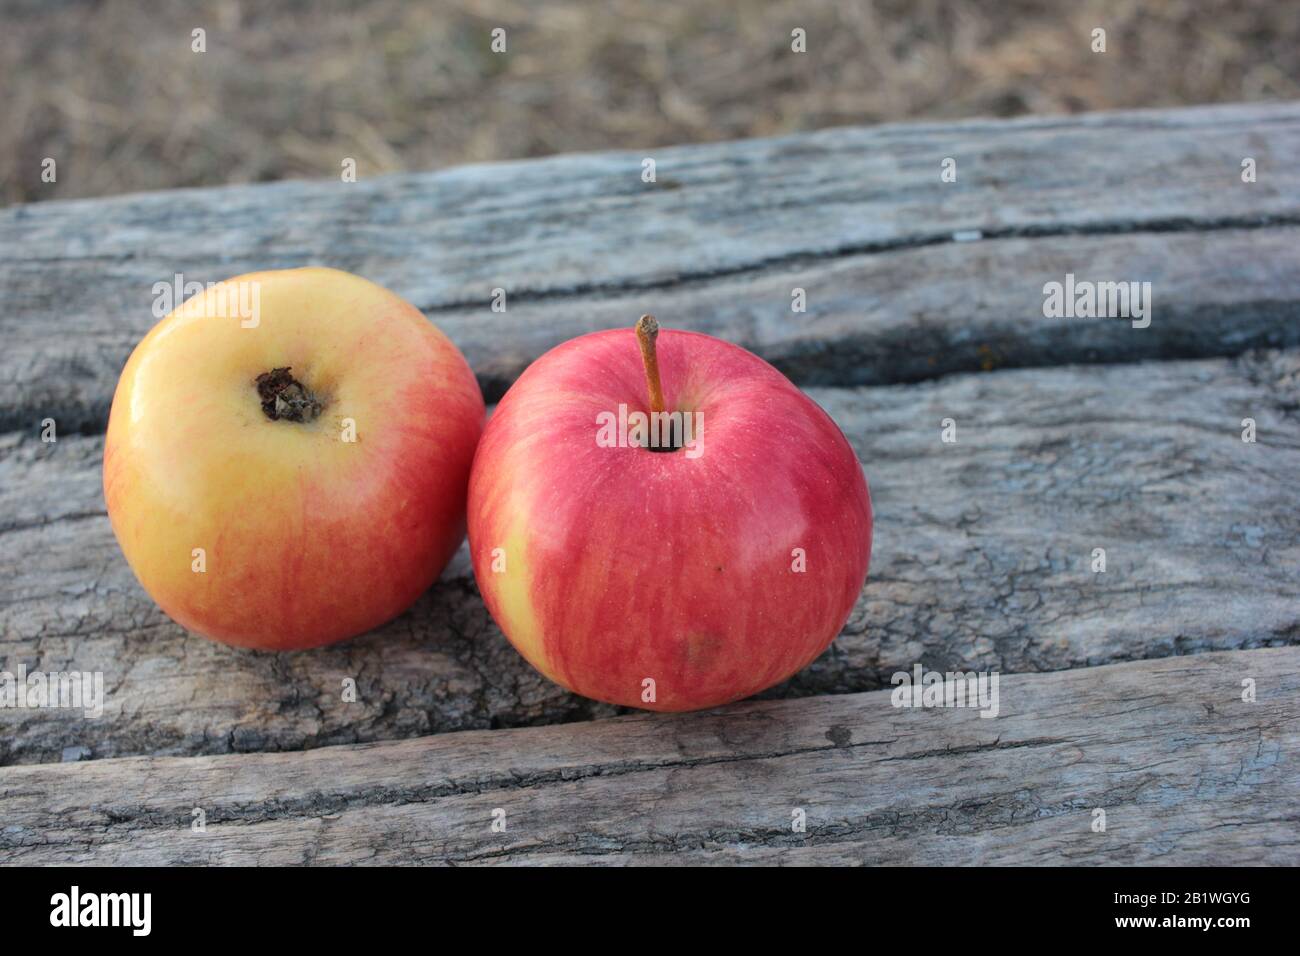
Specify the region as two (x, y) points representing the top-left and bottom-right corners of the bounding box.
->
(3, 0), (1298, 206)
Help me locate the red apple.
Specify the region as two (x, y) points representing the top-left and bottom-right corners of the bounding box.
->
(468, 317), (872, 711)
(104, 267), (485, 650)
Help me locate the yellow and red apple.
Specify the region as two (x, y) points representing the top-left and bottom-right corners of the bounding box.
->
(467, 318), (872, 711)
(103, 267), (484, 650)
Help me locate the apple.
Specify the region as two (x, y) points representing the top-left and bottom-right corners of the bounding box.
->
(103, 267), (484, 650)
(467, 316), (871, 711)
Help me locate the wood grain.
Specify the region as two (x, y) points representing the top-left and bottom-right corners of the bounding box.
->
(4, 351), (1297, 764)
(3, 104), (1298, 864)
(2, 103), (1299, 432)
(2, 649), (1294, 865)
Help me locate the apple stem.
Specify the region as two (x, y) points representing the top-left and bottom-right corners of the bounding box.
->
(635, 314), (666, 415)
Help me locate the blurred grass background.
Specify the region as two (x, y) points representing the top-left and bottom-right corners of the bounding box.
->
(3, 0), (1298, 206)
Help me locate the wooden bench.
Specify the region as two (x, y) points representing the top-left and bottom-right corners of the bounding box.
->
(2, 102), (1297, 864)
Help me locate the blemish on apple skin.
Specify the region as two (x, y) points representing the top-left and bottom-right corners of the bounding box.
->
(826, 725), (852, 748)
(684, 632), (725, 667)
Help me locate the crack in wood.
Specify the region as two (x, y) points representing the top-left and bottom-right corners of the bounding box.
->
(2, 650), (1295, 864)
(415, 213), (1300, 314)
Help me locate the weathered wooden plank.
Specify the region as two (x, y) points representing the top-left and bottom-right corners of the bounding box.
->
(3, 352), (1297, 765)
(1, 649), (1294, 865)
(3, 103), (1299, 431)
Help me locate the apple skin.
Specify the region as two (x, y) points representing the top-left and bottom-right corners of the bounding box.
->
(467, 328), (871, 711)
(103, 267), (484, 650)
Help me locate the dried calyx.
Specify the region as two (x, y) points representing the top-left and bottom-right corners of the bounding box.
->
(255, 367), (323, 423)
